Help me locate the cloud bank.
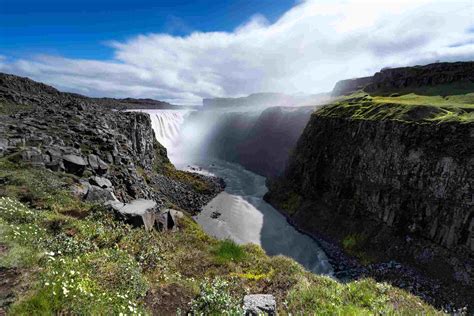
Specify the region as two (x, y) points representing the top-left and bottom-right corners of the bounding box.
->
(1, 0), (474, 104)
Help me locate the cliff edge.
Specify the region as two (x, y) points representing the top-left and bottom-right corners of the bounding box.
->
(266, 63), (474, 311)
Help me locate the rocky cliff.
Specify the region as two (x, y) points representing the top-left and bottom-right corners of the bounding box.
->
(265, 100), (474, 309)
(0, 73), (184, 110)
(237, 106), (314, 177)
(0, 72), (223, 213)
(332, 61), (474, 96)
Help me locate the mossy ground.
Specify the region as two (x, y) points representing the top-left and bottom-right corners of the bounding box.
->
(0, 102), (33, 115)
(319, 89), (474, 123)
(162, 162), (213, 194)
(0, 156), (442, 315)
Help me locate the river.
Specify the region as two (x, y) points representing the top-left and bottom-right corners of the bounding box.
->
(143, 109), (333, 275)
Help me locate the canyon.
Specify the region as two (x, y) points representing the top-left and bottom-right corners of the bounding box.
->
(0, 61), (473, 314)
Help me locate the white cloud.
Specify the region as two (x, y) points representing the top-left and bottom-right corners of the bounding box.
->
(1, 0), (473, 105)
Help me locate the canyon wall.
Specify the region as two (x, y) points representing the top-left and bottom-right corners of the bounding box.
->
(266, 114), (474, 290)
(332, 61), (474, 96)
(265, 112), (473, 289)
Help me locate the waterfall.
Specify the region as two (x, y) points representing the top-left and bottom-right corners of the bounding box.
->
(144, 109), (194, 153)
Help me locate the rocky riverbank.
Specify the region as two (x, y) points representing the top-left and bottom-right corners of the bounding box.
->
(276, 211), (470, 314)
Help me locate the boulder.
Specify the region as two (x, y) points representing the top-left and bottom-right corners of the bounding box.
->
(0, 138), (8, 156)
(45, 149), (64, 171)
(20, 147), (45, 167)
(63, 154), (87, 175)
(90, 176), (112, 189)
(243, 294), (276, 316)
(85, 185), (117, 203)
(108, 199), (158, 231)
(157, 209), (184, 231)
(87, 154), (108, 174)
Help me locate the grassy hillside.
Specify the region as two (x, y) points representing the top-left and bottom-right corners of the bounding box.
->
(318, 90), (474, 123)
(0, 155), (443, 315)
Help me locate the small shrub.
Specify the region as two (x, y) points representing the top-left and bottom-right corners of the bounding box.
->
(342, 233), (364, 250)
(189, 278), (243, 315)
(213, 239), (246, 264)
(281, 192), (302, 215)
(342, 233), (374, 264)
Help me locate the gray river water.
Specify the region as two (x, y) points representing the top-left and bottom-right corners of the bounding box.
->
(142, 109), (333, 275)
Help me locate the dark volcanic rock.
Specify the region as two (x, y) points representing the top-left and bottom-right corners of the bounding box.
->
(332, 61), (474, 96)
(0, 72), (224, 216)
(62, 154), (87, 175)
(237, 106), (314, 177)
(265, 113), (474, 311)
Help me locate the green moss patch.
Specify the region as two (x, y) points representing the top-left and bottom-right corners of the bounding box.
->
(162, 163), (212, 194)
(319, 92), (474, 123)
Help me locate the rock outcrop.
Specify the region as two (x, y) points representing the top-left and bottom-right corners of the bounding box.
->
(332, 76), (372, 96)
(265, 111), (474, 306)
(0, 72), (184, 110)
(0, 72), (224, 220)
(332, 61), (474, 96)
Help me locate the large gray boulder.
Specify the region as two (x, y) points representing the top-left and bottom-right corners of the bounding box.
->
(62, 154), (87, 175)
(157, 209), (184, 232)
(90, 176), (112, 189)
(243, 294), (276, 316)
(85, 185), (117, 203)
(108, 199), (158, 231)
(20, 147), (45, 167)
(88, 154), (108, 174)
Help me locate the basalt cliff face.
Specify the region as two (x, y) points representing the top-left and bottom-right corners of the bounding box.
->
(266, 70), (474, 309)
(237, 106), (315, 177)
(333, 61), (474, 96)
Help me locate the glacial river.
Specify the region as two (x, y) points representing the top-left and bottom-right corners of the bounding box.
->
(144, 109), (333, 275)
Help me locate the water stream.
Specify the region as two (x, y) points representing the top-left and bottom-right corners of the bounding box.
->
(141, 109), (333, 275)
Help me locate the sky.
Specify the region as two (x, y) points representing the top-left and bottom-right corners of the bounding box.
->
(1, 0), (474, 105)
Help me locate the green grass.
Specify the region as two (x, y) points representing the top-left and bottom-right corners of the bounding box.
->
(162, 162), (212, 194)
(0, 158), (443, 315)
(317, 92), (474, 123)
(212, 239), (247, 264)
(287, 276), (436, 315)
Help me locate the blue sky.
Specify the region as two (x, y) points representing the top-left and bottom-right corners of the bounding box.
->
(0, 0), (473, 104)
(0, 0), (296, 59)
